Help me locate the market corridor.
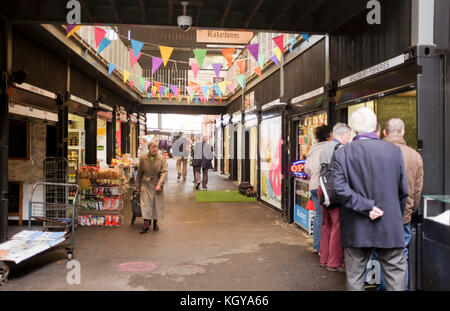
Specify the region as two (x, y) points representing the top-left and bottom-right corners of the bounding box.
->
(2, 159), (345, 291)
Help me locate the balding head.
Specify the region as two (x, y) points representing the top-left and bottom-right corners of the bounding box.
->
(384, 118), (405, 137)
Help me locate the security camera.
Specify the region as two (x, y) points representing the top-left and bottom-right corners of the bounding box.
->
(177, 1), (192, 32)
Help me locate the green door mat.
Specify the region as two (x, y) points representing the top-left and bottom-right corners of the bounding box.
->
(195, 190), (257, 202)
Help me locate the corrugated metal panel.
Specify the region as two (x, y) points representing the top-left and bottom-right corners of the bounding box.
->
(70, 66), (96, 103)
(12, 28), (66, 94)
(253, 70), (280, 106)
(330, 0), (411, 81)
(285, 39), (326, 99)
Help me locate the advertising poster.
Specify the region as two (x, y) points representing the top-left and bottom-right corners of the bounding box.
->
(259, 116), (282, 209)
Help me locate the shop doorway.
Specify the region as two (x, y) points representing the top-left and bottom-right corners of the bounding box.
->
(232, 130), (238, 181)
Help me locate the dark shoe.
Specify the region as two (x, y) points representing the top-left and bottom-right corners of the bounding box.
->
(177, 174), (181, 181)
(319, 263), (327, 268)
(153, 224), (159, 232)
(194, 181), (200, 190)
(140, 227), (150, 234)
(326, 266), (345, 272)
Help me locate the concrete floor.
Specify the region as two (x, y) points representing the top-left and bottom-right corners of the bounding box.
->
(1, 158), (346, 291)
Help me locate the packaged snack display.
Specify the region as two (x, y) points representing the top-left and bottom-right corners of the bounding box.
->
(78, 215), (120, 227)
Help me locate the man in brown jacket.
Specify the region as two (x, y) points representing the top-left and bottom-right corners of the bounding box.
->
(383, 118), (424, 290)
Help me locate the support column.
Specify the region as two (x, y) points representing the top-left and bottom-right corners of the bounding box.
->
(0, 18), (12, 242)
(84, 117), (97, 165)
(112, 108), (117, 160)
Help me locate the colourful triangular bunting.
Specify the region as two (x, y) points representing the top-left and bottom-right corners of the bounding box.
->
(66, 25), (81, 38)
(159, 46), (174, 67)
(246, 43), (259, 62)
(191, 62), (200, 80)
(123, 70), (130, 83)
(130, 39), (144, 59)
(152, 57), (163, 74)
(95, 27), (106, 48)
(193, 49), (207, 69)
(272, 35), (284, 53)
(108, 63), (116, 75)
(221, 48), (235, 67)
(212, 63), (222, 79)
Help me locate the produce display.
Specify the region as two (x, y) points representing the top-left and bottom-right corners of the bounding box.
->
(77, 165), (124, 227)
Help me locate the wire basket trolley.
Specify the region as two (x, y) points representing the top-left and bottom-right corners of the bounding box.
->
(0, 182), (79, 286)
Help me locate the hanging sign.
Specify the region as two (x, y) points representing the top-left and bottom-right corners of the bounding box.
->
(196, 30), (253, 44)
(291, 160), (307, 178)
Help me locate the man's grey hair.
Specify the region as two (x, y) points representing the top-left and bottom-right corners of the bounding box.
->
(385, 118), (405, 136)
(350, 107), (377, 133)
(333, 122), (351, 137)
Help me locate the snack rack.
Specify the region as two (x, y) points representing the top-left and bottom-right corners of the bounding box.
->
(77, 166), (124, 227)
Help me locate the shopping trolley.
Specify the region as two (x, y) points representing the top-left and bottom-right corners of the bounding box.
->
(0, 182), (79, 286)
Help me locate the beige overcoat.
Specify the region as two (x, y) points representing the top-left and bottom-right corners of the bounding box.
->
(136, 152), (168, 220)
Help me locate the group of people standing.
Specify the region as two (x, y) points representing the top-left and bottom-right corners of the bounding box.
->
(135, 133), (214, 234)
(305, 107), (423, 291)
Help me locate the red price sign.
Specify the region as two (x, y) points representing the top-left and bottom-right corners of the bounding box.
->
(291, 160), (306, 177)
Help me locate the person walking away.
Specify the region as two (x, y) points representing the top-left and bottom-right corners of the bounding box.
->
(305, 125), (333, 255)
(136, 141), (168, 234)
(333, 107), (409, 291)
(373, 118), (423, 290)
(175, 132), (190, 182)
(193, 137), (213, 191)
(319, 123), (351, 272)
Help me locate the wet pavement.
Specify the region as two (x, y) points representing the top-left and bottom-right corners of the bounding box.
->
(1, 158), (346, 291)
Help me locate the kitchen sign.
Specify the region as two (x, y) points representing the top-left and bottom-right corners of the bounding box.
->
(196, 30), (253, 44)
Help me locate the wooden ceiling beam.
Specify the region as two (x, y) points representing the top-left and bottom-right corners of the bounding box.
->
(137, 0), (148, 24)
(244, 0), (264, 29)
(108, 0), (122, 24)
(268, 0), (296, 29)
(219, 0), (234, 28)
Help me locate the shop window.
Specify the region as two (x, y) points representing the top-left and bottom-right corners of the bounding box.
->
(9, 119), (30, 160)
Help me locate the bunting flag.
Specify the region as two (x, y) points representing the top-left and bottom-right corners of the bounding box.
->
(201, 86), (209, 99)
(178, 95), (183, 103)
(258, 54), (264, 70)
(289, 38), (296, 53)
(237, 75), (245, 89)
(190, 62), (200, 80)
(139, 77), (145, 92)
(152, 86), (157, 96)
(95, 27), (107, 48)
(130, 39), (144, 59)
(195, 97), (199, 104)
(147, 92), (152, 99)
(144, 80), (151, 92)
(301, 33), (309, 42)
(154, 82), (162, 93)
(170, 85), (178, 95)
(152, 57), (163, 74)
(237, 59), (246, 75)
(272, 34), (285, 53)
(254, 66), (262, 78)
(186, 96), (191, 104)
(246, 43), (259, 62)
(211, 95), (215, 102)
(177, 88), (181, 98)
(164, 87), (169, 96)
(160, 86), (166, 97)
(213, 84), (222, 98)
(123, 70), (130, 83)
(159, 45), (174, 67)
(168, 93), (173, 102)
(186, 86), (193, 97)
(221, 48), (235, 67)
(108, 63), (116, 75)
(98, 38), (111, 53)
(129, 81), (134, 89)
(66, 25), (81, 38)
(212, 63), (222, 79)
(270, 55), (279, 66)
(130, 49), (142, 68)
(193, 49), (207, 69)
(227, 81), (235, 94)
(218, 81), (227, 95)
(274, 47), (282, 61)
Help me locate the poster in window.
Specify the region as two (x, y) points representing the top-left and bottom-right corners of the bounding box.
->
(259, 116), (282, 209)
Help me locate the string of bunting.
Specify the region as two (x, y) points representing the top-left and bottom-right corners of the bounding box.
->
(66, 25), (309, 103)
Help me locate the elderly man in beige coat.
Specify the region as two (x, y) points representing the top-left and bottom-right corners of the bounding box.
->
(136, 141), (168, 234)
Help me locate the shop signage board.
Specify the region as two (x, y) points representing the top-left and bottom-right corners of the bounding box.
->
(9, 102), (58, 122)
(196, 30), (254, 44)
(291, 87), (324, 105)
(338, 53), (410, 87)
(13, 82), (57, 99)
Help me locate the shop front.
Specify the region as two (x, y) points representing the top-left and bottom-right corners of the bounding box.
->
(222, 114), (230, 177)
(230, 111), (241, 182)
(243, 106), (258, 188)
(288, 87), (329, 234)
(332, 52), (420, 289)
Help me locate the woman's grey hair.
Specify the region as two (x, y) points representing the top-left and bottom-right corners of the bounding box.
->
(148, 140), (158, 148)
(385, 118), (405, 136)
(350, 107), (377, 134)
(333, 122), (351, 137)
